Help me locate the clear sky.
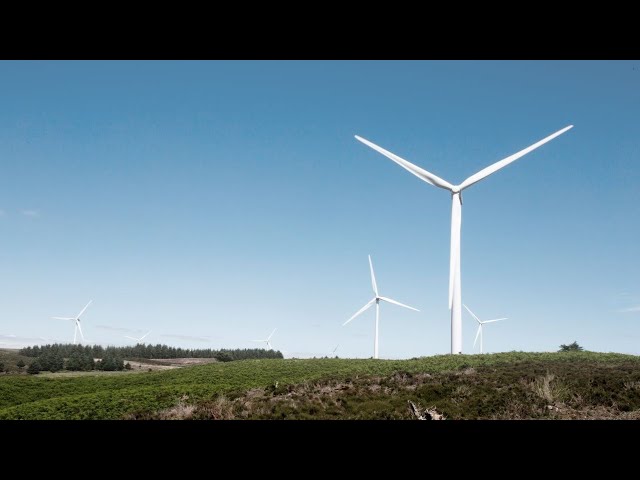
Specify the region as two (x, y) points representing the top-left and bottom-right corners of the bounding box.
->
(0, 60), (638, 358)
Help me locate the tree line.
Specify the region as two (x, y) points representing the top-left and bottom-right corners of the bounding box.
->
(19, 343), (283, 362)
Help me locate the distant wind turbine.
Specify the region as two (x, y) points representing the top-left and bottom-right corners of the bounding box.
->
(124, 330), (152, 344)
(355, 125), (572, 354)
(330, 344), (339, 356)
(343, 255), (419, 359)
(464, 304), (507, 354)
(52, 300), (93, 345)
(252, 328), (277, 350)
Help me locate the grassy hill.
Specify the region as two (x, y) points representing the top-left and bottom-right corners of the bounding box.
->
(1, 351), (639, 419)
(0, 348), (36, 374)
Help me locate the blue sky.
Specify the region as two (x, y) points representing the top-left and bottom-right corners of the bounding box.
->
(0, 60), (638, 358)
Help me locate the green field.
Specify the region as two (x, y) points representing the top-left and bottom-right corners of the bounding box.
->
(1, 351), (639, 419)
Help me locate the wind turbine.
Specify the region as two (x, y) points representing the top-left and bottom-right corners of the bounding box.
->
(52, 300), (93, 345)
(252, 328), (277, 350)
(343, 255), (419, 359)
(124, 330), (152, 344)
(464, 304), (507, 354)
(355, 125), (573, 354)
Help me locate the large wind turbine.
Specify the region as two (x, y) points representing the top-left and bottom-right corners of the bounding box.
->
(124, 330), (152, 344)
(355, 125), (573, 354)
(464, 304), (507, 354)
(252, 328), (277, 350)
(52, 300), (93, 345)
(343, 255), (419, 359)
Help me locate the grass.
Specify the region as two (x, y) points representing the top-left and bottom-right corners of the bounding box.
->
(0, 351), (639, 419)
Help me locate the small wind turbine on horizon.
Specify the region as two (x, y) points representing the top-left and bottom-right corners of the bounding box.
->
(124, 330), (152, 344)
(343, 255), (419, 359)
(52, 300), (93, 345)
(464, 304), (507, 354)
(355, 125), (573, 354)
(252, 328), (277, 350)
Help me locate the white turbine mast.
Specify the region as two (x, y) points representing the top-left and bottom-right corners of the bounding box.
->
(252, 328), (277, 350)
(464, 304), (507, 354)
(355, 125), (572, 354)
(52, 300), (93, 345)
(124, 330), (152, 344)
(343, 255), (419, 359)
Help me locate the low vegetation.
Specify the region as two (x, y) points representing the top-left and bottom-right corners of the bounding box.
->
(1, 351), (639, 420)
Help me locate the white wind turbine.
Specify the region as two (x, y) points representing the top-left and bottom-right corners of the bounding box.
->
(343, 255), (419, 359)
(355, 125), (573, 354)
(124, 330), (152, 344)
(464, 304), (507, 354)
(52, 300), (93, 345)
(252, 328), (277, 350)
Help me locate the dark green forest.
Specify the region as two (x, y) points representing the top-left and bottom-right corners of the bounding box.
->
(17, 343), (283, 374)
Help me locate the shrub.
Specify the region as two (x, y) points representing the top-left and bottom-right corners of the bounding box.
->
(559, 341), (584, 352)
(27, 361), (42, 375)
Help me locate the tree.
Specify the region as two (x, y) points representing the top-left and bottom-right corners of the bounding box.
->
(16, 360), (25, 371)
(0, 362), (4, 372)
(96, 352), (124, 371)
(66, 352), (84, 371)
(559, 341), (584, 352)
(27, 361), (42, 375)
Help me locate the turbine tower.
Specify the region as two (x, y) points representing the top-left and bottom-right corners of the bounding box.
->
(252, 328), (277, 350)
(355, 125), (572, 353)
(343, 255), (419, 359)
(52, 300), (93, 345)
(464, 304), (507, 354)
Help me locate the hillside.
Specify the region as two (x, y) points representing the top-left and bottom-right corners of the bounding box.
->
(0, 348), (37, 374)
(1, 351), (639, 419)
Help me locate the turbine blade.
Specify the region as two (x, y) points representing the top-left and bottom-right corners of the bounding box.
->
(76, 300), (93, 319)
(463, 304), (482, 324)
(473, 325), (481, 348)
(266, 341), (272, 349)
(52, 317), (75, 321)
(140, 330), (152, 341)
(449, 194), (462, 308)
(368, 255), (379, 297)
(77, 322), (85, 342)
(124, 336), (138, 341)
(458, 125), (573, 191)
(483, 318), (507, 324)
(355, 135), (454, 191)
(267, 328), (277, 340)
(343, 298), (376, 326)
(379, 296), (419, 312)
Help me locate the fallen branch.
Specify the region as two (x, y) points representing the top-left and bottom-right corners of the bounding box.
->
(408, 400), (446, 420)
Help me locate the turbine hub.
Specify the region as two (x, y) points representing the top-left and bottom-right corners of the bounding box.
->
(451, 186), (460, 194)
